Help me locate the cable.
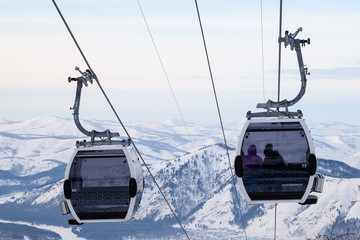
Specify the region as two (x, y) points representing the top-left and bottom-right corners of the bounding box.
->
(51, 0), (94, 76)
(136, 0), (198, 190)
(193, 1), (247, 239)
(51, 1), (190, 239)
(260, 0), (265, 102)
(136, 0), (196, 154)
(274, 203), (278, 240)
(277, 0), (283, 103)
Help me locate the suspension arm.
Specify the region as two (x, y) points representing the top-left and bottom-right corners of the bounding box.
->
(256, 28), (309, 111)
(69, 68), (119, 140)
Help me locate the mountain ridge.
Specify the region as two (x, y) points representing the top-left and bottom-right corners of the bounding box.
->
(0, 116), (359, 239)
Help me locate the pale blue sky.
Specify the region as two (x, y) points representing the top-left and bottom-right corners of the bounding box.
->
(1, 0), (359, 125)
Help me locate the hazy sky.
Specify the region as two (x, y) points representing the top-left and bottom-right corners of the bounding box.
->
(1, 0), (359, 125)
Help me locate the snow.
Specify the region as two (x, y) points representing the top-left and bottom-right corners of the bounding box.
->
(242, 177), (360, 240)
(32, 181), (63, 205)
(0, 219), (86, 240)
(3, 116), (358, 174)
(308, 121), (360, 169)
(0, 116), (360, 239)
(0, 192), (24, 204)
(186, 184), (240, 231)
(0, 179), (22, 186)
(346, 200), (360, 220)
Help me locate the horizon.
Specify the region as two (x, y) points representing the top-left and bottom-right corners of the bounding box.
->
(1, 114), (360, 127)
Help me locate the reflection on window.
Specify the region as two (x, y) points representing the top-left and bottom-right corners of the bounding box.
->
(80, 157), (130, 188)
(70, 157), (131, 188)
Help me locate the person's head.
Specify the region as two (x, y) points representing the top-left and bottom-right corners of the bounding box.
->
(264, 143), (273, 155)
(247, 144), (257, 155)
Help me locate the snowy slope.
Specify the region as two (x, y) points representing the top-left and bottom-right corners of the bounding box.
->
(2, 116), (359, 175)
(0, 116), (225, 176)
(306, 121), (360, 169)
(0, 116), (359, 239)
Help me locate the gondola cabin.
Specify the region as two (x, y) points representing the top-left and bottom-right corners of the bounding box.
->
(62, 143), (144, 224)
(234, 117), (322, 205)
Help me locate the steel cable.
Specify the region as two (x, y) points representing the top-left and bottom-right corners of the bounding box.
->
(193, 1), (248, 239)
(260, 0), (266, 102)
(277, 0), (283, 102)
(136, 0), (197, 155)
(51, 1), (190, 239)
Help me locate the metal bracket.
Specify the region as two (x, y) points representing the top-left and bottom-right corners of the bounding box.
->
(312, 173), (324, 193)
(250, 27), (310, 118)
(75, 138), (131, 148)
(247, 110), (303, 119)
(60, 200), (70, 215)
(69, 66), (120, 145)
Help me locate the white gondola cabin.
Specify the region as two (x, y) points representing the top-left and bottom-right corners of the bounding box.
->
(62, 143), (144, 224)
(233, 27), (325, 205)
(234, 117), (323, 205)
(59, 67), (144, 224)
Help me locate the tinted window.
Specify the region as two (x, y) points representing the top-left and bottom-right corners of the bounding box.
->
(241, 121), (310, 199)
(68, 149), (132, 219)
(70, 154), (130, 188)
(81, 157), (130, 187)
(242, 122), (309, 166)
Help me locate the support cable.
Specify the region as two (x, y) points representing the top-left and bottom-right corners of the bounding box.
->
(275, 4), (283, 235)
(260, 0), (265, 102)
(194, 1), (247, 239)
(261, 3), (280, 239)
(277, 0), (283, 102)
(136, 0), (196, 154)
(51, 1), (190, 239)
(274, 203), (278, 240)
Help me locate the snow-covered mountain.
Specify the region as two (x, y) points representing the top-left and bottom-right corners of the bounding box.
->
(0, 116), (359, 239)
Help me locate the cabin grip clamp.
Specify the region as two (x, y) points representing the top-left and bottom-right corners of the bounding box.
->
(68, 66), (121, 146)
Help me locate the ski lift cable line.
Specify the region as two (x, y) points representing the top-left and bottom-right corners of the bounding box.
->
(193, 1), (247, 239)
(136, 0), (196, 154)
(274, 1), (283, 238)
(277, 0), (283, 102)
(51, 1), (190, 239)
(274, 203), (278, 240)
(260, 0), (265, 102)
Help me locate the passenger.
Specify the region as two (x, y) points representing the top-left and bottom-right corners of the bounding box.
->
(263, 143), (286, 168)
(243, 145), (263, 169)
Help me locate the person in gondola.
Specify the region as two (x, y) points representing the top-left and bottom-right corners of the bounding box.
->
(263, 143), (286, 168)
(243, 144), (263, 169)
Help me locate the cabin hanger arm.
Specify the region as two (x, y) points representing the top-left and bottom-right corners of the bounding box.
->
(256, 27), (310, 112)
(68, 66), (119, 144)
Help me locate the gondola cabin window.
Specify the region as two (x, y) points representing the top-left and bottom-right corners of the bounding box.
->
(241, 121), (310, 200)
